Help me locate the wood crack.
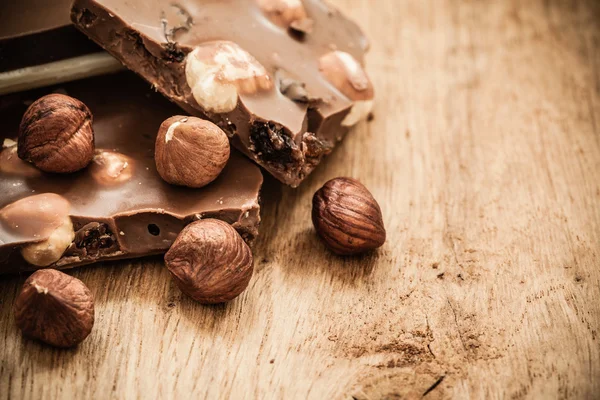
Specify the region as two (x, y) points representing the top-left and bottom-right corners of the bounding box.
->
(423, 375), (445, 397)
(447, 298), (467, 354)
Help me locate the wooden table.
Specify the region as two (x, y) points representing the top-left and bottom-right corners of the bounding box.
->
(1, 0), (599, 398)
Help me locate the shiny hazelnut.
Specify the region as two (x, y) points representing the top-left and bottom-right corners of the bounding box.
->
(312, 177), (386, 255)
(0, 193), (75, 266)
(185, 41), (273, 113)
(155, 116), (230, 188)
(318, 51), (375, 126)
(18, 94), (95, 173)
(14, 269), (94, 348)
(164, 219), (253, 304)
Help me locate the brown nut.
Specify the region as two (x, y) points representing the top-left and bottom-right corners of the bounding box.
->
(14, 269), (94, 348)
(89, 150), (134, 185)
(257, 0), (308, 29)
(164, 219), (253, 304)
(318, 51), (374, 126)
(0, 193), (75, 266)
(155, 116), (230, 188)
(185, 41), (273, 113)
(312, 177), (386, 255)
(18, 93), (95, 173)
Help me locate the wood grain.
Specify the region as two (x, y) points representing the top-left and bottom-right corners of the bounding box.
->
(1, 0), (599, 398)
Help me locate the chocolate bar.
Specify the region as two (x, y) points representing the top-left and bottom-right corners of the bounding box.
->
(71, 0), (374, 187)
(0, 72), (262, 274)
(0, 0), (123, 95)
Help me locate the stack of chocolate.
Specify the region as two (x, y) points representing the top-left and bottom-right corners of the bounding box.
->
(1, 0), (374, 273)
(2, 0), (387, 348)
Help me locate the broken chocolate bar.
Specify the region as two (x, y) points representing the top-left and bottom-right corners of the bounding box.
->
(71, 0), (373, 187)
(0, 72), (262, 274)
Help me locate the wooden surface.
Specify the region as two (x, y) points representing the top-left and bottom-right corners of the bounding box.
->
(1, 0), (599, 398)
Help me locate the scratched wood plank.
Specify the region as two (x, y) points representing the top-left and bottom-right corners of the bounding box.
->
(1, 0), (599, 398)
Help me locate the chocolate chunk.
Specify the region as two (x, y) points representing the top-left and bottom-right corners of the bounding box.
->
(0, 72), (262, 274)
(70, 0), (373, 187)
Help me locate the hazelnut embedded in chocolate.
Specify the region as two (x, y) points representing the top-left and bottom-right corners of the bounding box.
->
(18, 94), (95, 173)
(155, 116), (230, 188)
(312, 177), (386, 255)
(89, 150), (134, 185)
(164, 219), (253, 304)
(0, 193), (75, 266)
(14, 269), (94, 348)
(318, 51), (375, 126)
(185, 41), (273, 113)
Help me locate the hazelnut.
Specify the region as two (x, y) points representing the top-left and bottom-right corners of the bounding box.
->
(257, 0), (309, 29)
(185, 41), (273, 113)
(14, 269), (94, 347)
(164, 219), (253, 304)
(89, 150), (134, 185)
(155, 116), (230, 188)
(318, 51), (375, 126)
(312, 177), (386, 255)
(0, 193), (75, 266)
(18, 94), (95, 173)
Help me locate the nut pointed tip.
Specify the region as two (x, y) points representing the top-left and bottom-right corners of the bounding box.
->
(33, 282), (49, 295)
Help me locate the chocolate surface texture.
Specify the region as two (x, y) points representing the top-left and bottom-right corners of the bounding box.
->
(71, 0), (372, 187)
(0, 73), (262, 274)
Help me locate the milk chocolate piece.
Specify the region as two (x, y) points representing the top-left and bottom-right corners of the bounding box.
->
(0, 72), (262, 274)
(71, 0), (372, 187)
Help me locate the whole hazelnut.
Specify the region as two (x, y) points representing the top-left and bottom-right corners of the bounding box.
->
(312, 177), (386, 255)
(18, 93), (95, 173)
(14, 269), (95, 348)
(164, 219), (253, 304)
(155, 116), (230, 188)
